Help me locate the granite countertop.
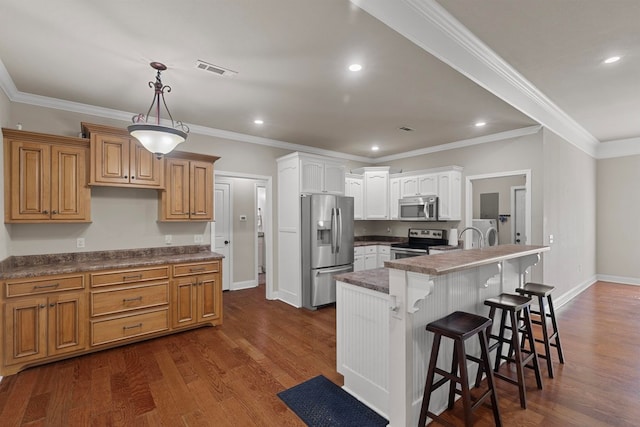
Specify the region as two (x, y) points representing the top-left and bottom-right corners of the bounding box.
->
(335, 268), (389, 294)
(384, 244), (549, 276)
(0, 245), (224, 280)
(354, 236), (407, 247)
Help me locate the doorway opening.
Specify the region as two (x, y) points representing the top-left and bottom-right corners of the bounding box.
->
(465, 170), (531, 248)
(212, 171), (274, 300)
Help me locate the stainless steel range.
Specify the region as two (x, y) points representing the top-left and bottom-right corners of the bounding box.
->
(390, 228), (449, 260)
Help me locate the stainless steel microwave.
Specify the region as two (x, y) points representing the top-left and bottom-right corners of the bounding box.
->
(398, 196), (440, 221)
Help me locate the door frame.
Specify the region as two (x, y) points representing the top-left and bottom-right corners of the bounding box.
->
(511, 185), (526, 244)
(214, 178), (233, 291)
(213, 170), (274, 300)
(465, 170), (531, 245)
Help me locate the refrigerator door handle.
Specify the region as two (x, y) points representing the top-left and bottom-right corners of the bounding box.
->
(315, 265), (353, 275)
(336, 208), (342, 253)
(331, 208), (337, 253)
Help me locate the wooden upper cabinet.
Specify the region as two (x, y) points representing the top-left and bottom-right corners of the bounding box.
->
(82, 122), (163, 189)
(159, 152), (218, 222)
(3, 129), (91, 223)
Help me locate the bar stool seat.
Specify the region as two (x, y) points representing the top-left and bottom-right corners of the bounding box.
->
(515, 282), (565, 378)
(478, 293), (543, 409)
(418, 311), (502, 427)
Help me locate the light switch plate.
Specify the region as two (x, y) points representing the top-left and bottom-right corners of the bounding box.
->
(165, 235), (172, 244)
(76, 238), (85, 248)
(194, 234), (203, 243)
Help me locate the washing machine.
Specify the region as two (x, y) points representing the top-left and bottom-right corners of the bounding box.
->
(472, 219), (498, 247)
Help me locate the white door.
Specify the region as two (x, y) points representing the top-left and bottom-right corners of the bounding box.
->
(214, 182), (231, 290)
(511, 186), (526, 244)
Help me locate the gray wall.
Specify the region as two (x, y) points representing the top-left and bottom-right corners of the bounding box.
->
(473, 175), (526, 244)
(231, 177), (258, 284)
(541, 129), (597, 300)
(596, 154), (640, 281)
(6, 103), (290, 260)
(0, 90), (10, 260)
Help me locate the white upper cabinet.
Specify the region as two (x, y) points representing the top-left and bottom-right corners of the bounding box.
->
(400, 174), (437, 197)
(389, 177), (401, 220)
(437, 170), (462, 220)
(300, 156), (345, 195)
(364, 167), (390, 220)
(345, 174), (364, 220)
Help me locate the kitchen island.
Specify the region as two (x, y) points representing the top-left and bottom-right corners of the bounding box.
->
(335, 244), (549, 426)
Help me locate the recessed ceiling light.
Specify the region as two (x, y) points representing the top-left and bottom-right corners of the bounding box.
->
(604, 56), (621, 64)
(475, 121), (486, 127)
(254, 119), (264, 125)
(348, 64), (362, 72)
(371, 145), (379, 151)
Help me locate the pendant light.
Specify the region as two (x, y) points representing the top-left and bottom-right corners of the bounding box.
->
(128, 62), (189, 158)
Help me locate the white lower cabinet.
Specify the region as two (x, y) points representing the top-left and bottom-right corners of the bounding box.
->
(354, 245), (390, 271)
(354, 247), (365, 272)
(364, 246), (378, 270)
(377, 246), (390, 267)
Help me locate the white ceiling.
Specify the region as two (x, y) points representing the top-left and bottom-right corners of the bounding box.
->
(0, 0), (636, 161)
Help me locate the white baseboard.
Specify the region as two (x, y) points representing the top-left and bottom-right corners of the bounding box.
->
(553, 275), (598, 310)
(596, 274), (640, 286)
(231, 279), (257, 291)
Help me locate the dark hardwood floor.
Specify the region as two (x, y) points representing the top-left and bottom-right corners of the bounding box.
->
(0, 281), (639, 426)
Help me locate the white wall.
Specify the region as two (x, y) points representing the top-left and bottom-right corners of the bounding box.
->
(596, 154), (640, 282)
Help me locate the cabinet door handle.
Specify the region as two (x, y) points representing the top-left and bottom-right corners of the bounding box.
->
(52, 210), (58, 214)
(123, 296), (143, 303)
(123, 323), (143, 330)
(189, 267), (206, 273)
(131, 176), (135, 179)
(39, 304), (46, 309)
(124, 175), (128, 179)
(43, 210), (49, 214)
(49, 303), (56, 307)
(33, 283), (60, 290)
(123, 274), (143, 281)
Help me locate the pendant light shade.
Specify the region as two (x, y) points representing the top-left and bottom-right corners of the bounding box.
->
(128, 62), (189, 158)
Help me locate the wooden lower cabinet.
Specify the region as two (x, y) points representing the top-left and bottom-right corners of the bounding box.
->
(1, 259), (222, 376)
(172, 261), (222, 328)
(4, 291), (86, 366)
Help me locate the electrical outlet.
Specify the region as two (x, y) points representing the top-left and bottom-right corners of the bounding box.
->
(165, 235), (172, 244)
(194, 234), (203, 244)
(549, 234), (554, 244)
(76, 238), (85, 248)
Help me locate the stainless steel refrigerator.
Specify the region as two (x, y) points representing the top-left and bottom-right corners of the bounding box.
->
(301, 194), (354, 310)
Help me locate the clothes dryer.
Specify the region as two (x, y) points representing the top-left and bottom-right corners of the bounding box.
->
(472, 219), (499, 247)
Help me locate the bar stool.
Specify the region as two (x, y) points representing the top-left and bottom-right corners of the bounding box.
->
(478, 294), (543, 409)
(515, 282), (565, 378)
(418, 311), (502, 427)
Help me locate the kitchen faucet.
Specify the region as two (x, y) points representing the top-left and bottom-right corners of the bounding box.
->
(459, 226), (484, 249)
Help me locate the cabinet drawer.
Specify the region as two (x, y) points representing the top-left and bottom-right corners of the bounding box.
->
(6, 274), (85, 298)
(378, 246), (390, 254)
(91, 282), (169, 317)
(173, 261), (219, 277)
(90, 266), (169, 288)
(354, 246), (365, 256)
(365, 246), (377, 254)
(91, 308), (169, 346)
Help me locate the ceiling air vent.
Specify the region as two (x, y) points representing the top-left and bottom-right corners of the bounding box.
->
(195, 60), (238, 78)
(399, 126), (414, 132)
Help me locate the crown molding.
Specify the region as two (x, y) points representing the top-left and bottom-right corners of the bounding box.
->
(596, 137), (640, 159)
(370, 125), (542, 164)
(350, 0), (600, 158)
